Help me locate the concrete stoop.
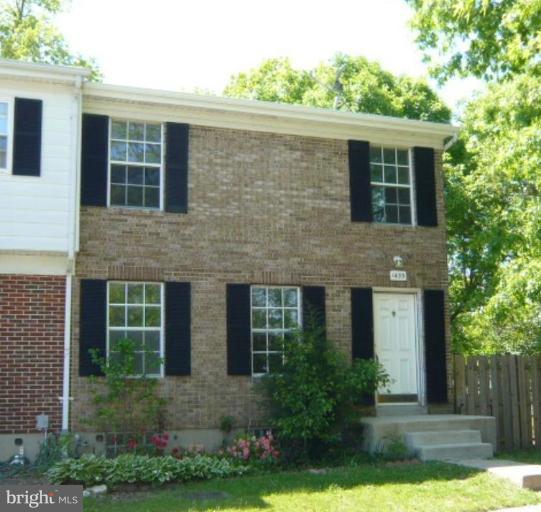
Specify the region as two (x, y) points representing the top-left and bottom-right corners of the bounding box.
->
(361, 414), (496, 461)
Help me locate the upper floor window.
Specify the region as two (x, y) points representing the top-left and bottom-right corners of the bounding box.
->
(251, 286), (301, 376)
(0, 101), (9, 171)
(108, 281), (163, 377)
(370, 146), (413, 225)
(109, 120), (162, 209)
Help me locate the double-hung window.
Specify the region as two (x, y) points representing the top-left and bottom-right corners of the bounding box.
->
(250, 286), (301, 376)
(107, 282), (163, 377)
(109, 120), (162, 209)
(0, 101), (10, 171)
(370, 146), (413, 225)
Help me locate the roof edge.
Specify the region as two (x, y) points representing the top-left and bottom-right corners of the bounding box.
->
(0, 58), (91, 84)
(84, 82), (458, 139)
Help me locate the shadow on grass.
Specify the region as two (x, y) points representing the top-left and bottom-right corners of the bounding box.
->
(84, 461), (487, 512)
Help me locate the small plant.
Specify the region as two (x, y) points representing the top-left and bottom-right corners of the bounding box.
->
(219, 416), (234, 435)
(34, 433), (78, 472)
(227, 431), (279, 463)
(84, 339), (167, 444)
(377, 434), (411, 461)
(47, 453), (249, 487)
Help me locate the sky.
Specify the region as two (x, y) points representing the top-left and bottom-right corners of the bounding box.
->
(56, 0), (484, 112)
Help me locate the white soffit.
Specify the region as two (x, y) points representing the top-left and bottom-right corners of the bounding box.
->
(83, 83), (458, 149)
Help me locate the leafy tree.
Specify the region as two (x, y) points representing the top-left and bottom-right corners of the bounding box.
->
(406, 0), (541, 82)
(225, 54), (451, 122)
(447, 73), (541, 353)
(0, 0), (100, 79)
(407, 0), (541, 353)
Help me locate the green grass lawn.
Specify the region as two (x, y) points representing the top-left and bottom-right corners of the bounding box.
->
(83, 461), (540, 512)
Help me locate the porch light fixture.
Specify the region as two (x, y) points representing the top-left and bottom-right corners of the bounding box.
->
(393, 256), (404, 268)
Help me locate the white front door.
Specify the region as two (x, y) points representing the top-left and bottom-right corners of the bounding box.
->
(374, 293), (418, 398)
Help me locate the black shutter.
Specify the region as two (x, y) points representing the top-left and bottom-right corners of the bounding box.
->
(424, 289), (448, 404)
(81, 114), (108, 206)
(348, 140), (372, 222)
(165, 122), (189, 213)
(302, 286), (326, 331)
(79, 279), (107, 376)
(13, 98), (42, 176)
(414, 147), (438, 227)
(165, 282), (191, 376)
(226, 284), (251, 375)
(351, 287), (375, 405)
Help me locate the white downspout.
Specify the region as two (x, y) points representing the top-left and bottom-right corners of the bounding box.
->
(61, 75), (83, 432)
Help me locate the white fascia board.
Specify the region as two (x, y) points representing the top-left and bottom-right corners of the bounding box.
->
(0, 253), (70, 275)
(83, 83), (458, 149)
(0, 58), (90, 86)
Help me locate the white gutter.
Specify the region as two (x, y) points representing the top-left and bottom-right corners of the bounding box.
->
(83, 82), (459, 140)
(443, 132), (459, 151)
(61, 74), (84, 432)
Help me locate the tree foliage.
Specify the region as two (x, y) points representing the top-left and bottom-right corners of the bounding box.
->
(408, 0), (541, 354)
(406, 0), (541, 82)
(0, 0), (100, 79)
(225, 54), (451, 122)
(448, 74), (541, 354)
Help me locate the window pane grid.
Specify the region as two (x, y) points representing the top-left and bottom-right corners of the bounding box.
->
(370, 146), (412, 225)
(251, 286), (300, 375)
(107, 282), (162, 376)
(0, 101), (8, 169)
(109, 119), (162, 209)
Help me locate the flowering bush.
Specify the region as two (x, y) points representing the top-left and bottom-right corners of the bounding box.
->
(227, 431), (279, 463)
(150, 433), (169, 453)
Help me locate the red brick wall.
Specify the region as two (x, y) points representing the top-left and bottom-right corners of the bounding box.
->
(0, 275), (65, 434)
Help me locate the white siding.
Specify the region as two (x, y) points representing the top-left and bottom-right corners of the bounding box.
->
(0, 79), (77, 254)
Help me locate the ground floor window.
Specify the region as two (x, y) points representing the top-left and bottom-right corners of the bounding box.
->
(107, 281), (163, 377)
(250, 286), (301, 376)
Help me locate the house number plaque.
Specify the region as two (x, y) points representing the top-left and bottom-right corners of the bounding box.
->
(390, 270), (407, 281)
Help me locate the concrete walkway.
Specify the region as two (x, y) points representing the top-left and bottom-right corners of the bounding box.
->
(450, 458), (541, 490)
(493, 506), (541, 512)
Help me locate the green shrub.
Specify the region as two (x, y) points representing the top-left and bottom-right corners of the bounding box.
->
(47, 453), (249, 487)
(258, 316), (389, 461)
(34, 433), (78, 472)
(85, 339), (166, 436)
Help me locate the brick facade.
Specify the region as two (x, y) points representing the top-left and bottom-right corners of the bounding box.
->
(72, 126), (450, 431)
(0, 275), (65, 434)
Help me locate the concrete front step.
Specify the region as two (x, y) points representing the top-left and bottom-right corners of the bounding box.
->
(405, 429), (482, 447)
(376, 404), (427, 416)
(360, 414), (497, 456)
(417, 442), (493, 461)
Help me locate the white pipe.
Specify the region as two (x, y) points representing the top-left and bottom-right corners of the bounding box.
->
(61, 75), (83, 432)
(61, 273), (72, 431)
(443, 132), (459, 151)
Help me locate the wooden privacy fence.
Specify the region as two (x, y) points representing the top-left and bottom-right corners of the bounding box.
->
(454, 354), (541, 451)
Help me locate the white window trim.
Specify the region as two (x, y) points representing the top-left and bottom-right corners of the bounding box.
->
(106, 119), (164, 211)
(106, 281), (165, 378)
(370, 146), (416, 226)
(0, 97), (14, 174)
(250, 285), (302, 377)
